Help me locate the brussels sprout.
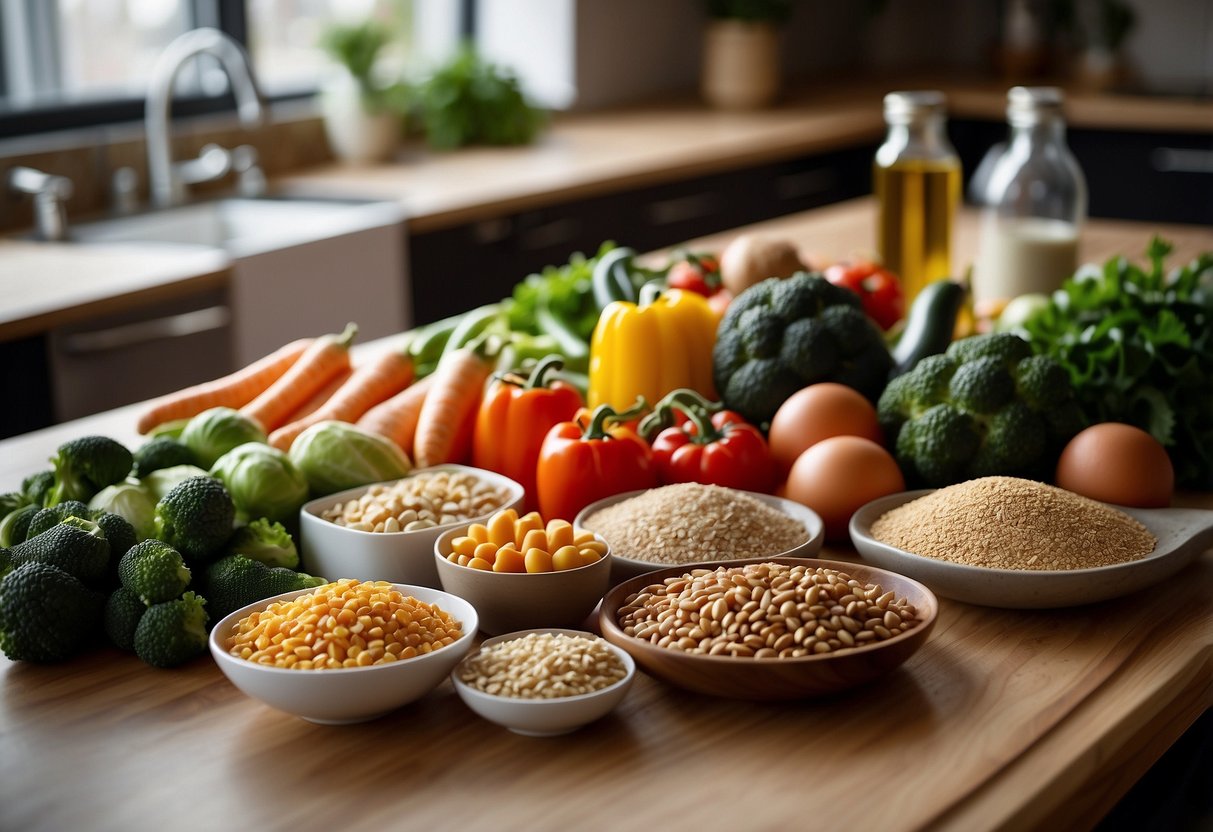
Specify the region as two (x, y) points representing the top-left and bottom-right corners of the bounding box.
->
(181, 407), (267, 469)
(210, 443), (309, 524)
(88, 482), (158, 541)
(289, 421), (411, 497)
(142, 465), (211, 500)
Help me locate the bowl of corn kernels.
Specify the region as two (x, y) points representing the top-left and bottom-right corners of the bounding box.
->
(208, 579), (478, 724)
(433, 508), (612, 636)
(300, 464), (524, 589)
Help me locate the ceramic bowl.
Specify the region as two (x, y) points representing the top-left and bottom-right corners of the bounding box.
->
(451, 628), (636, 736)
(433, 528), (612, 636)
(299, 464), (524, 589)
(208, 583), (478, 724)
(575, 488), (825, 584)
(598, 557), (937, 700)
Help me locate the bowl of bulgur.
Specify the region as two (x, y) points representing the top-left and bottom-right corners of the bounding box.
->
(575, 484), (824, 584)
(300, 464), (524, 589)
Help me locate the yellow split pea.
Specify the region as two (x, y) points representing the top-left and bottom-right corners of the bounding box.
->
(446, 508), (606, 573)
(225, 579), (462, 670)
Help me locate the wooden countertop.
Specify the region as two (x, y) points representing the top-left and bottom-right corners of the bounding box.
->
(1, 200), (1210, 832)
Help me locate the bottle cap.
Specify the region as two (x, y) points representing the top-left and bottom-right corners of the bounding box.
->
(1007, 86), (1065, 126)
(883, 91), (946, 124)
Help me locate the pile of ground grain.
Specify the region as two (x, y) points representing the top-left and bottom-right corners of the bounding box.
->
(581, 483), (809, 565)
(869, 476), (1156, 571)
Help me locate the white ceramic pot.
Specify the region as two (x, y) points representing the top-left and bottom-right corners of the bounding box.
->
(701, 20), (781, 110)
(319, 71), (401, 164)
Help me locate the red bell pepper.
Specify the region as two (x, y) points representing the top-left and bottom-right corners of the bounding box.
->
(536, 401), (657, 521)
(641, 389), (774, 493)
(472, 356), (584, 512)
(824, 260), (905, 331)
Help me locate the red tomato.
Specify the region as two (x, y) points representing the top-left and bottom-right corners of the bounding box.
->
(668, 253), (723, 298)
(824, 261), (905, 330)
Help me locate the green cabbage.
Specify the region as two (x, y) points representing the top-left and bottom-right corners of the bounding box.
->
(210, 443), (309, 524)
(142, 465), (211, 500)
(289, 421), (411, 497)
(181, 407), (267, 468)
(88, 481), (158, 541)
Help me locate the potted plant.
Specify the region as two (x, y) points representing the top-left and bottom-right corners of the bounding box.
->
(701, 0), (792, 110)
(318, 21), (407, 164)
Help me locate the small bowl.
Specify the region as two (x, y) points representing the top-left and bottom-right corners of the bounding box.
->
(434, 528), (612, 636)
(208, 583), (478, 724)
(299, 464), (524, 589)
(451, 628), (636, 736)
(599, 557), (938, 700)
(575, 488), (825, 584)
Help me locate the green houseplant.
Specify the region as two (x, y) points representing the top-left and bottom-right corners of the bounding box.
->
(318, 21), (408, 163)
(701, 0), (793, 109)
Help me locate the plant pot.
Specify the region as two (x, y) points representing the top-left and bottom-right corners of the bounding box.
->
(701, 20), (781, 110)
(319, 72), (401, 165)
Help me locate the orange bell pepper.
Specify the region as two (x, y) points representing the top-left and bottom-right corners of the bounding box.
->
(472, 356), (584, 512)
(536, 401), (658, 521)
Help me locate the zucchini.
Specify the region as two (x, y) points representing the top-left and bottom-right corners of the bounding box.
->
(890, 279), (966, 378)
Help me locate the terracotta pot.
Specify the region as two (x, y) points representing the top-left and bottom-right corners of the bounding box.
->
(701, 20), (781, 110)
(319, 71), (401, 164)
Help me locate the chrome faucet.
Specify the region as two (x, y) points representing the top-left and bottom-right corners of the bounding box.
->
(146, 28), (267, 208)
(8, 166), (73, 241)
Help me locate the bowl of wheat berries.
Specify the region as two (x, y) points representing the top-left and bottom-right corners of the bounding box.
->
(598, 557), (938, 699)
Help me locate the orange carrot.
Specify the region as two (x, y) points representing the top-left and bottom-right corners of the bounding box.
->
(241, 323), (358, 432)
(356, 374), (434, 456)
(412, 347), (494, 467)
(136, 338), (311, 434)
(280, 367), (352, 423)
(268, 350), (416, 451)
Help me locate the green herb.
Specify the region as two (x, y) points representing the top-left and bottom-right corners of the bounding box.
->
(1021, 238), (1213, 487)
(414, 46), (545, 150)
(318, 21), (409, 114)
(506, 243), (616, 343)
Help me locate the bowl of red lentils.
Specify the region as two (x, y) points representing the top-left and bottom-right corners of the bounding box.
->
(299, 464), (524, 589)
(208, 579), (478, 724)
(451, 628), (636, 736)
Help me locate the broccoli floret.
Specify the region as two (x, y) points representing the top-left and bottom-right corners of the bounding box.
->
(719, 358), (803, 429)
(203, 555), (325, 622)
(118, 540), (191, 605)
(948, 357), (1015, 415)
(133, 591), (208, 668)
(779, 319), (840, 383)
(903, 354), (959, 414)
(10, 517), (110, 584)
(877, 372), (914, 438)
(971, 402), (1048, 477)
(154, 476), (236, 563)
(47, 436), (133, 506)
(25, 501), (92, 540)
(1015, 355), (1072, 411)
(92, 512), (136, 562)
(945, 332), (1032, 368)
(225, 519), (300, 569)
(908, 404), (983, 485)
(0, 505), (39, 549)
(0, 561), (104, 663)
(0, 548), (10, 579)
(104, 586), (146, 652)
(0, 492), (29, 519)
(22, 471), (54, 507)
(132, 437), (198, 478)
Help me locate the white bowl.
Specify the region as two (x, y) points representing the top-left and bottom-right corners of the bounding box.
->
(209, 583), (478, 724)
(451, 628), (636, 736)
(575, 488), (825, 584)
(299, 464), (524, 589)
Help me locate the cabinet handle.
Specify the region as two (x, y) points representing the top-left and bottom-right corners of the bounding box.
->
(518, 217), (581, 251)
(645, 192), (723, 226)
(774, 168), (837, 200)
(61, 306), (231, 355)
(1150, 148), (1213, 174)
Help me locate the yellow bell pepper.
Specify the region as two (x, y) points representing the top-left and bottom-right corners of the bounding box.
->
(588, 288), (718, 410)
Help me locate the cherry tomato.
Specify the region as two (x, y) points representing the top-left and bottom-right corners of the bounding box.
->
(824, 261), (905, 331)
(667, 253), (723, 298)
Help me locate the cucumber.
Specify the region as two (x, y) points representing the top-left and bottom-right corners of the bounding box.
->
(890, 279), (966, 378)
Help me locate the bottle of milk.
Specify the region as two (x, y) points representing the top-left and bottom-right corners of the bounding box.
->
(973, 87), (1087, 312)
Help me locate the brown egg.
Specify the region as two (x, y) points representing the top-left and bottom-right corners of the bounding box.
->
(768, 383), (883, 476)
(784, 436), (905, 541)
(1055, 423), (1174, 508)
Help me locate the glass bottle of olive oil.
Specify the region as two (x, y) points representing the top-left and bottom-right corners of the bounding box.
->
(874, 92), (961, 305)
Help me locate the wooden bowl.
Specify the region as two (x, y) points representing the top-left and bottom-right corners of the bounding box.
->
(598, 557), (938, 700)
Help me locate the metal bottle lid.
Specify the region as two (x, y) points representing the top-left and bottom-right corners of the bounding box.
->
(883, 90), (947, 124)
(1007, 86), (1065, 126)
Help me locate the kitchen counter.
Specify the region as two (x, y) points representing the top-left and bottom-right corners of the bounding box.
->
(1, 201), (1210, 832)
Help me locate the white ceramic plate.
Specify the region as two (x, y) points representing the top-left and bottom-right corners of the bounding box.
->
(849, 489), (1213, 609)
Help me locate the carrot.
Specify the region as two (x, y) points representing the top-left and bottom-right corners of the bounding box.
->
(268, 350), (416, 451)
(356, 374), (434, 456)
(412, 346), (495, 467)
(280, 367), (352, 423)
(240, 323), (358, 432)
(136, 338), (312, 434)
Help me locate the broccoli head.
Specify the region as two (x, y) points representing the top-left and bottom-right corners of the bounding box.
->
(0, 492), (29, 519)
(132, 437), (198, 478)
(104, 586), (147, 652)
(154, 476), (236, 563)
(713, 272), (893, 425)
(225, 519), (300, 569)
(0, 505), (39, 549)
(884, 332), (1083, 486)
(47, 436), (133, 506)
(0, 561), (104, 663)
(10, 516), (110, 584)
(25, 501), (92, 540)
(203, 555), (324, 622)
(21, 471), (54, 507)
(0, 547), (10, 579)
(133, 591), (208, 668)
(118, 540), (191, 605)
